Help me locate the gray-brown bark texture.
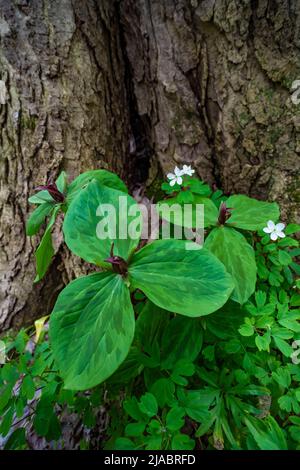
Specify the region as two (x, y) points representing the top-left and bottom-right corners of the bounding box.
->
(0, 0), (299, 330)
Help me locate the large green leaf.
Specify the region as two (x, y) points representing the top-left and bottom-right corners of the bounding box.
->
(66, 169), (128, 204)
(157, 196), (218, 229)
(206, 301), (246, 340)
(63, 181), (142, 266)
(107, 347), (143, 385)
(225, 195), (279, 231)
(34, 206), (60, 282)
(26, 202), (54, 236)
(205, 227), (256, 304)
(135, 301), (170, 354)
(50, 272), (134, 390)
(161, 316), (203, 368)
(128, 239), (234, 317)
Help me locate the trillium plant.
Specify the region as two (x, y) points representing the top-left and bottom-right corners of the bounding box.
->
(26, 170), (128, 281)
(26, 166), (297, 393)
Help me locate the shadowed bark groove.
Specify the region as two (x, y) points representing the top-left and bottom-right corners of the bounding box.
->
(0, 0), (299, 329)
(120, 0), (300, 211)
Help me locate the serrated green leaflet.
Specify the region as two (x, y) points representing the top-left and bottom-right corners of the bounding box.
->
(225, 195), (279, 231)
(205, 226), (257, 304)
(66, 169), (128, 204)
(128, 239), (234, 317)
(63, 180), (142, 267)
(50, 272), (134, 390)
(244, 416), (287, 450)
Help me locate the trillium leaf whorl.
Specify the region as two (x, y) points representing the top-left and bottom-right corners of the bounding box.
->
(50, 182), (235, 390)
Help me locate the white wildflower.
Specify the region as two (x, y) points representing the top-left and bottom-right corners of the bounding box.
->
(167, 166), (184, 186)
(182, 165), (195, 176)
(263, 220), (285, 241)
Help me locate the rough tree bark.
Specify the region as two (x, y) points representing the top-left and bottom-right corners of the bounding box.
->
(0, 0), (132, 330)
(0, 0), (299, 331)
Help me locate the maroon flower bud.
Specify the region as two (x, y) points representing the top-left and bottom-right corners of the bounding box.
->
(105, 243), (128, 275)
(218, 201), (233, 225)
(35, 182), (65, 203)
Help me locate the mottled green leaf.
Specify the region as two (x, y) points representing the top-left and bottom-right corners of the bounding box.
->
(205, 227), (257, 304)
(157, 196), (218, 228)
(135, 301), (170, 354)
(161, 316), (203, 368)
(50, 272), (134, 390)
(128, 239), (234, 317)
(225, 195), (279, 231)
(66, 169), (128, 204)
(63, 181), (141, 267)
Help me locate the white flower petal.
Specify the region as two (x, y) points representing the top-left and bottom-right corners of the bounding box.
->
(182, 165), (195, 176)
(270, 231), (278, 241)
(263, 227), (273, 234)
(267, 220), (275, 231)
(174, 166), (183, 177)
(169, 179), (176, 186)
(275, 223), (285, 232)
(177, 176), (183, 185)
(167, 173), (175, 180)
(276, 231), (285, 239)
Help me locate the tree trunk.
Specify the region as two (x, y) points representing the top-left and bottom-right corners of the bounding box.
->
(120, 0), (300, 210)
(0, 0), (299, 330)
(0, 0), (132, 330)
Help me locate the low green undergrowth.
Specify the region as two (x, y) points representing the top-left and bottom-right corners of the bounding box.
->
(0, 166), (299, 450)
